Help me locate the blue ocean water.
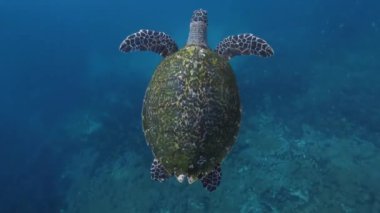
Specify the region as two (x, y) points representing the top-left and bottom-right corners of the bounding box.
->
(1, 0), (379, 212)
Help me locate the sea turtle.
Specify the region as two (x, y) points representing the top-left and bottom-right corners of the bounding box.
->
(119, 9), (273, 191)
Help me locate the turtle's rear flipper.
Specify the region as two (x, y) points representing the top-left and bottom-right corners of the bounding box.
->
(119, 29), (178, 57)
(201, 164), (222, 192)
(150, 158), (170, 182)
(215, 33), (274, 59)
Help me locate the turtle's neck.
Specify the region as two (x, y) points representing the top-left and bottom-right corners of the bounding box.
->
(186, 21), (208, 47)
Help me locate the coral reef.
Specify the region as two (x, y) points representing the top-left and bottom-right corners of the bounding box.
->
(60, 108), (380, 212)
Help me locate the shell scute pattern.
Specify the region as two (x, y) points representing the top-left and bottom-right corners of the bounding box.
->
(142, 46), (240, 177)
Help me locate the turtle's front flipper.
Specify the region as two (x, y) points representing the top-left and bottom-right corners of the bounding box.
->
(119, 29), (178, 57)
(200, 164), (222, 192)
(150, 158), (170, 182)
(215, 33), (274, 59)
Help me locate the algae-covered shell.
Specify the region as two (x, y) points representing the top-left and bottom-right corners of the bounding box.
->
(142, 45), (240, 178)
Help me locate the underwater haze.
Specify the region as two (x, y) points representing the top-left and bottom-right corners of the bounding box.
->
(1, 0), (380, 212)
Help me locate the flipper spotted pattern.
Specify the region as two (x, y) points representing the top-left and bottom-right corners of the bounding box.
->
(215, 33), (274, 59)
(119, 29), (178, 57)
(150, 158), (170, 182)
(201, 164), (222, 192)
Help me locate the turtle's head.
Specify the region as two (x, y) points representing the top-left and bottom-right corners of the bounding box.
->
(191, 9), (208, 25)
(186, 9), (208, 48)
